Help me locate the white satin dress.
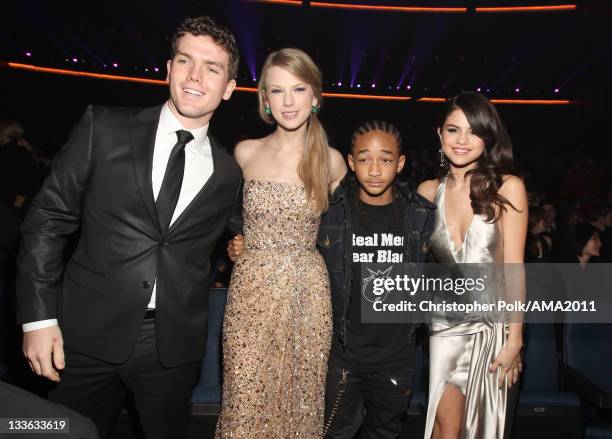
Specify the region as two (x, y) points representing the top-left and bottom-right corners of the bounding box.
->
(424, 179), (510, 439)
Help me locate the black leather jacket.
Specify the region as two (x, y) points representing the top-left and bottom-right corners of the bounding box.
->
(316, 174), (436, 348)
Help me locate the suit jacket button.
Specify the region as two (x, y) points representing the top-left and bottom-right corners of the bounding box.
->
(159, 240), (167, 246)
(142, 281), (151, 289)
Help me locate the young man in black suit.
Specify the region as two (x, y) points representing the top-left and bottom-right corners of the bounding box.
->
(16, 16), (241, 439)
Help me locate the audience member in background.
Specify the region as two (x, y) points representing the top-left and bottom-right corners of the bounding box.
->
(561, 223), (601, 265)
(541, 200), (558, 234)
(525, 206), (552, 262)
(589, 204), (612, 262)
(0, 119), (39, 209)
(559, 223), (606, 308)
(540, 199), (565, 260)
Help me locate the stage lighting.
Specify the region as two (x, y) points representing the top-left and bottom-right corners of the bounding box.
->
(26, 52), (31, 57)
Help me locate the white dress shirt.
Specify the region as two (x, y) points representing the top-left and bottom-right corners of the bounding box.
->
(23, 102), (214, 332)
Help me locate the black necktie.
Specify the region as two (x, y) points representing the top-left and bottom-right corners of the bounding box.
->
(156, 129), (193, 233)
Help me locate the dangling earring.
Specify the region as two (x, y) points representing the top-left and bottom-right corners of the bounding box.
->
(264, 106), (272, 116)
(311, 105), (319, 114)
(439, 147), (446, 167)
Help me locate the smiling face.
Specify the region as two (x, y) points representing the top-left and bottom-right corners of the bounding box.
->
(348, 130), (405, 205)
(166, 33), (236, 129)
(438, 108), (485, 170)
(263, 66), (318, 132)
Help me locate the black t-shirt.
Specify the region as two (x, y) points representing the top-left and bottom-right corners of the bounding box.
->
(330, 197), (415, 372)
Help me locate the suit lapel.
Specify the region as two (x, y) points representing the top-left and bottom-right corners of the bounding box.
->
(129, 105), (163, 233)
(168, 133), (224, 233)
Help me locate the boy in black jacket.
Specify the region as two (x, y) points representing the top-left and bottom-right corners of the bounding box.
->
(318, 121), (434, 438)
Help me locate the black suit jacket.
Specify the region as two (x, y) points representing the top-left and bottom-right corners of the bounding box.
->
(17, 105), (241, 367)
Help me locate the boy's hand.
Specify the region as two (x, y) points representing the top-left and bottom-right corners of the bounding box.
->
(227, 234), (245, 262)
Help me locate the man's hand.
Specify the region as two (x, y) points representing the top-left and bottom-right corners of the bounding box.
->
(227, 234), (245, 262)
(23, 326), (65, 382)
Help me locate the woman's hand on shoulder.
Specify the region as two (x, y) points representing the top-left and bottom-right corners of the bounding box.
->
(328, 147), (347, 192)
(416, 179), (439, 203)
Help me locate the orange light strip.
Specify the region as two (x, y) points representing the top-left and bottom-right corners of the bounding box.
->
(8, 62), (168, 85)
(248, 0), (302, 5)
(250, 1), (575, 13)
(417, 97), (447, 103)
(6, 62), (573, 105)
(309, 2), (466, 12)
(476, 4), (576, 12)
(6, 62), (260, 93)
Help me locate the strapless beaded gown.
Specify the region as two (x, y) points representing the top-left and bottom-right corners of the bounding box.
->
(424, 179), (511, 439)
(215, 180), (332, 438)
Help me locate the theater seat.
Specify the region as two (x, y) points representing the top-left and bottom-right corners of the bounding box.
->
(564, 322), (612, 439)
(514, 323), (583, 439)
(191, 287), (227, 414)
(401, 326), (427, 438)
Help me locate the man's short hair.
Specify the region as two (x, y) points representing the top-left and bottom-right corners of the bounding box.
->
(170, 16), (240, 80)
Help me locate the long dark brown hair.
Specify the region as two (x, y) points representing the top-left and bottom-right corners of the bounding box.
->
(438, 92), (519, 222)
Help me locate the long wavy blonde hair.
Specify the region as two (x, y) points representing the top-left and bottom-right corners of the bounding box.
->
(257, 48), (331, 213)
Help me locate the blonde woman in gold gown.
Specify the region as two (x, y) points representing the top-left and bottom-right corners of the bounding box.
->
(418, 93), (527, 439)
(214, 48), (346, 438)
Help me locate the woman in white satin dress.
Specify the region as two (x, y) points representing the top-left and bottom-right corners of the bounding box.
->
(418, 92), (527, 439)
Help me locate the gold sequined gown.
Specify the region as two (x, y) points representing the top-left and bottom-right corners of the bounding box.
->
(215, 179), (332, 438)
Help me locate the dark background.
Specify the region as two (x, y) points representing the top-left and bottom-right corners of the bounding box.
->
(1, 0), (611, 193)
